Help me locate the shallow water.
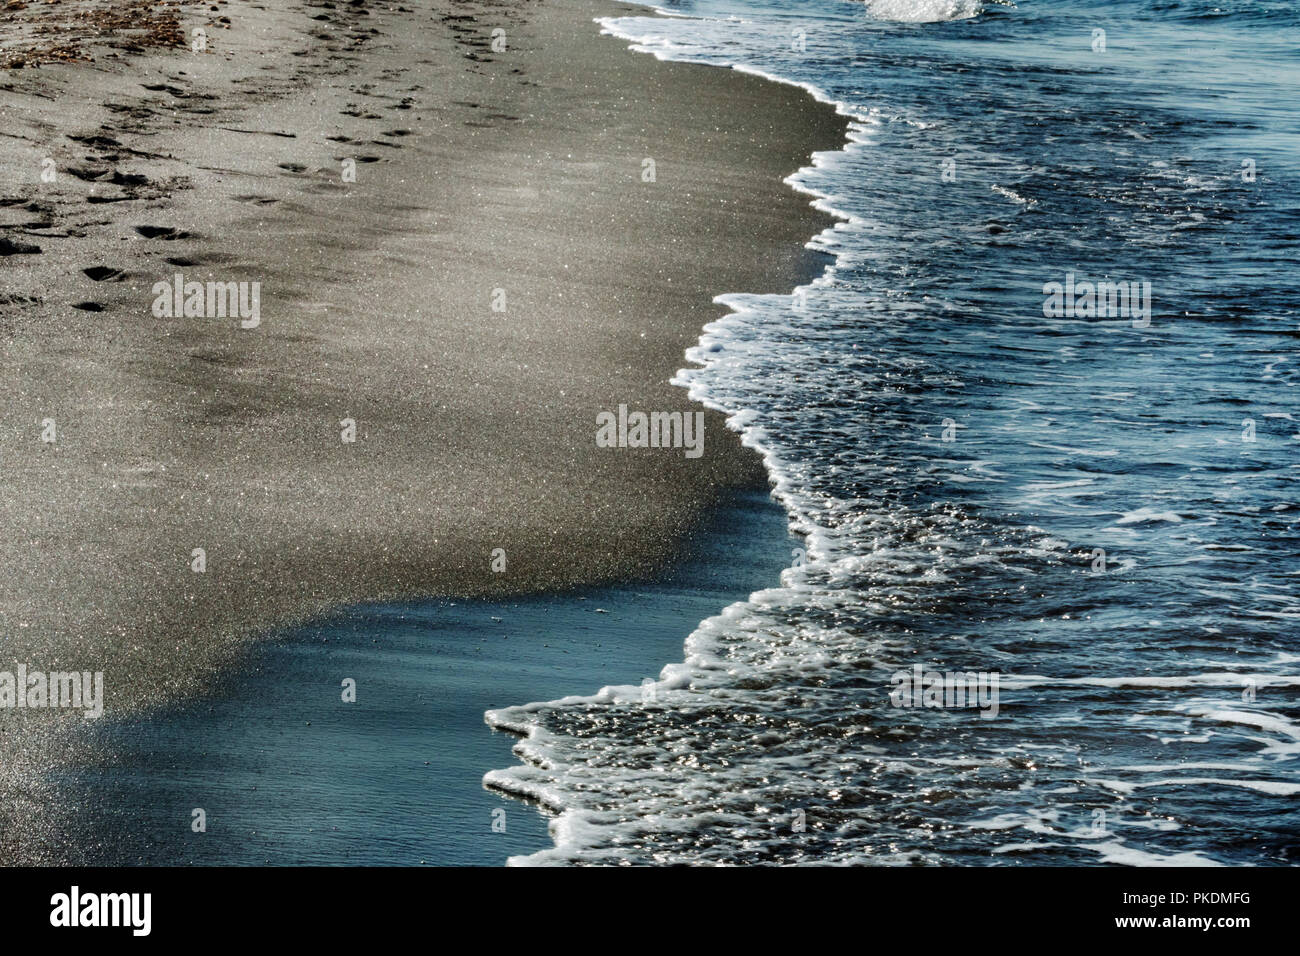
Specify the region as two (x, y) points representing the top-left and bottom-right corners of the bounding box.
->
(50, 494), (793, 865)
(484, 0), (1300, 864)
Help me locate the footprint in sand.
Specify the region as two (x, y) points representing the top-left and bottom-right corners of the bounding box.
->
(134, 226), (195, 240)
(141, 83), (188, 98)
(82, 266), (123, 281)
(0, 237), (41, 256)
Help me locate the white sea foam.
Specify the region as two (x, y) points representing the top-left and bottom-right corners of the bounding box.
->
(862, 0), (986, 22)
(1095, 777), (1300, 797)
(1092, 843), (1225, 867)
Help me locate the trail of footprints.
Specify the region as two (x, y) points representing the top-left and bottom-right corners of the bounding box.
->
(2, 0), (537, 315)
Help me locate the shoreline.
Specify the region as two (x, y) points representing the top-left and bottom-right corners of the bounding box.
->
(47, 487), (795, 865)
(0, 0), (847, 862)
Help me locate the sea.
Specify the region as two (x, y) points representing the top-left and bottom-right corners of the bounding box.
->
(482, 0), (1300, 865)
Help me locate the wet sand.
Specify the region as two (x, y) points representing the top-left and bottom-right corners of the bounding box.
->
(46, 490), (795, 865)
(0, 0), (845, 861)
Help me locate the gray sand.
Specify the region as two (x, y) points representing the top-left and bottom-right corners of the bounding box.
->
(0, 0), (845, 860)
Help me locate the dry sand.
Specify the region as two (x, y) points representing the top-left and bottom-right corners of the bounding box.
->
(0, 0), (845, 860)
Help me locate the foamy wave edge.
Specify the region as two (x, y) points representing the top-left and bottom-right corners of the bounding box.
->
(481, 3), (939, 868)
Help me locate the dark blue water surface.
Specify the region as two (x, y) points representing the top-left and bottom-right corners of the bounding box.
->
(480, 0), (1300, 864)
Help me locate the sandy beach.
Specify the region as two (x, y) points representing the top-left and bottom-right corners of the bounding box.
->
(0, 0), (844, 861)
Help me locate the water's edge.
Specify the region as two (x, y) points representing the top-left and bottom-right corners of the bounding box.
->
(46, 489), (795, 865)
(478, 6), (860, 866)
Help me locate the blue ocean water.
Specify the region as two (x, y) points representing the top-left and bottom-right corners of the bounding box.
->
(485, 0), (1300, 864)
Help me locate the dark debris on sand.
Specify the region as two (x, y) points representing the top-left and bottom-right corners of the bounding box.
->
(0, 0), (211, 69)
